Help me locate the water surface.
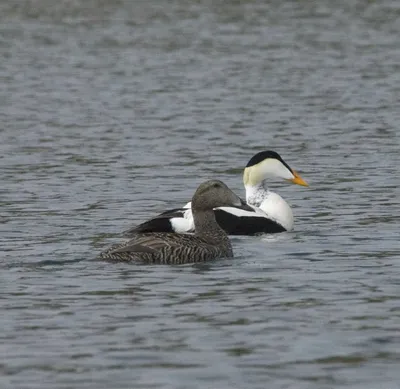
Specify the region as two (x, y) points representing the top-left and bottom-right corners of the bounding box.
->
(1, 1), (400, 388)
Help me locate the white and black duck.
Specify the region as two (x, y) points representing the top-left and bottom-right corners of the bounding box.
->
(125, 150), (308, 236)
(98, 180), (253, 264)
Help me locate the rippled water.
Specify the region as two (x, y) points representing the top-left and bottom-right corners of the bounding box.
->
(1, 0), (400, 388)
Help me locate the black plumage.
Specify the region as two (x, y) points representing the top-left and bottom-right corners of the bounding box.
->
(245, 150), (293, 174)
(123, 209), (184, 235)
(214, 209), (286, 235)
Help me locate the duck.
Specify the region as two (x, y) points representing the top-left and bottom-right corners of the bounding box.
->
(124, 150), (308, 236)
(98, 180), (253, 264)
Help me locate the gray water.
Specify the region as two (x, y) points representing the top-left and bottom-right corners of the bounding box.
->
(1, 0), (400, 388)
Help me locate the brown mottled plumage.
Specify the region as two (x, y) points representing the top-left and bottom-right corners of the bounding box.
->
(98, 180), (244, 264)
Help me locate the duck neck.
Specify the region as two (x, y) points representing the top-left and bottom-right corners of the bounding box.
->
(193, 209), (230, 244)
(245, 181), (269, 207)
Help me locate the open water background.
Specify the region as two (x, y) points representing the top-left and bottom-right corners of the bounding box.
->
(1, 0), (400, 388)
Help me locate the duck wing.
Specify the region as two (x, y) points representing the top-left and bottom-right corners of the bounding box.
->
(124, 197), (249, 236)
(125, 201), (285, 236)
(111, 233), (182, 253)
(214, 204), (287, 235)
(103, 233), (229, 264)
(124, 208), (194, 236)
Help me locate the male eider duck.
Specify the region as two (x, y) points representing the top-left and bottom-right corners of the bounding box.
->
(98, 180), (252, 264)
(125, 150), (308, 236)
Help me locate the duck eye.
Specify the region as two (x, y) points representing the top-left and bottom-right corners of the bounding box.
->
(213, 183), (220, 188)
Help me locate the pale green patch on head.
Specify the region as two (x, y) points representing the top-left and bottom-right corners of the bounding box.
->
(243, 158), (295, 187)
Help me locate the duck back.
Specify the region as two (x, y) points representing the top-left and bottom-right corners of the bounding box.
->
(99, 232), (233, 264)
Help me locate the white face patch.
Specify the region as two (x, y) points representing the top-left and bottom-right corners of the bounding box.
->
(259, 159), (294, 180)
(244, 158), (294, 186)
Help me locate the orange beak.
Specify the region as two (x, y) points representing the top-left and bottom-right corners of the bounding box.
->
(288, 170), (309, 187)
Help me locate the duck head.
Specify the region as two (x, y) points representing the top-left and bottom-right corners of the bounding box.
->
(243, 150), (308, 188)
(192, 180), (246, 211)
